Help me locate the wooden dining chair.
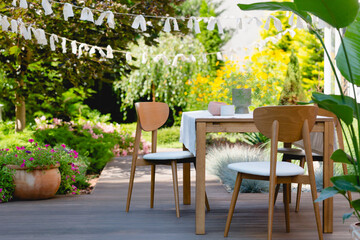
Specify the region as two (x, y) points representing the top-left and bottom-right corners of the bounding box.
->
(126, 102), (209, 218)
(224, 105), (323, 240)
(277, 108), (352, 212)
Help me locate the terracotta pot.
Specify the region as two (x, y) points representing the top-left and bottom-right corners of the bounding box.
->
(350, 222), (360, 240)
(7, 163), (61, 200)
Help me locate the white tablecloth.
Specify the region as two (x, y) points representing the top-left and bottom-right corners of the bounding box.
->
(179, 110), (336, 156)
(179, 110), (253, 155)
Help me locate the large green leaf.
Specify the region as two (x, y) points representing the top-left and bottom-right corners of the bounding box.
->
(311, 92), (355, 125)
(294, 0), (359, 28)
(237, 2), (312, 23)
(315, 186), (340, 202)
(336, 12), (360, 86)
(331, 175), (360, 192)
(331, 149), (352, 164)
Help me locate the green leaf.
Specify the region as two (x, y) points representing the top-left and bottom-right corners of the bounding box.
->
(9, 46), (21, 56)
(294, 0), (359, 28)
(311, 92), (355, 125)
(352, 199), (360, 211)
(331, 175), (360, 192)
(343, 212), (353, 223)
(315, 186), (339, 202)
(336, 12), (360, 86)
(237, 2), (312, 23)
(331, 149), (352, 164)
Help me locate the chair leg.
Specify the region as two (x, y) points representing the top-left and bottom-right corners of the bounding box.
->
(274, 184), (280, 205)
(283, 183), (290, 232)
(342, 163), (353, 205)
(295, 158), (305, 212)
(150, 165), (156, 208)
(193, 162), (210, 211)
(171, 161), (180, 218)
(126, 162), (137, 212)
(224, 173), (242, 237)
(268, 179), (277, 240)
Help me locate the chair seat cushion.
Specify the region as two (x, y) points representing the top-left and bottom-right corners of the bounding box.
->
(143, 151), (195, 161)
(228, 162), (305, 177)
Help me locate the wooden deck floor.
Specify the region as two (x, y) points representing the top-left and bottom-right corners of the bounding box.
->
(0, 156), (354, 240)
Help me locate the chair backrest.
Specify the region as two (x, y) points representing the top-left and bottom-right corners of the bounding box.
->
(254, 106), (318, 142)
(135, 102), (169, 131)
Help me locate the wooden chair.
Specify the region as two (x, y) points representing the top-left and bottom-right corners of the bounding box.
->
(126, 102), (209, 218)
(224, 105), (323, 240)
(278, 108), (352, 212)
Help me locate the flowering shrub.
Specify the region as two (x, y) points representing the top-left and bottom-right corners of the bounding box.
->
(34, 117), (150, 173)
(0, 165), (15, 203)
(0, 140), (89, 199)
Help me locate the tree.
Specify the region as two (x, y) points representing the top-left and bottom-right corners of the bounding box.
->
(279, 52), (306, 105)
(0, 0), (183, 131)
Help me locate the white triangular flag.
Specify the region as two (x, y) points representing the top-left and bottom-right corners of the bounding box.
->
(153, 54), (169, 65)
(106, 45), (113, 59)
(131, 15), (147, 31)
(89, 46), (96, 57)
(42, 0), (53, 15)
(296, 18), (305, 29)
(62, 38), (67, 53)
(20, 0), (28, 9)
(11, 19), (18, 33)
(163, 17), (179, 32)
(172, 54), (187, 67)
(63, 3), (74, 21)
(189, 54), (196, 62)
(207, 17), (224, 34)
(202, 54), (208, 63)
(187, 17), (201, 34)
(237, 18), (243, 30)
(12, 0), (17, 7)
(216, 52), (223, 61)
(285, 29), (296, 38)
(98, 48), (106, 58)
(1, 16), (10, 31)
(264, 16), (282, 31)
(80, 7), (94, 23)
(71, 41), (77, 54)
(288, 13), (295, 26)
(78, 43), (89, 58)
(95, 11), (115, 29)
(141, 52), (147, 64)
(19, 22), (31, 40)
(126, 52), (132, 62)
(50, 34), (59, 51)
(35, 29), (47, 45)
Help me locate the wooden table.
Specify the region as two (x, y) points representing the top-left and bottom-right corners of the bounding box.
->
(180, 113), (334, 235)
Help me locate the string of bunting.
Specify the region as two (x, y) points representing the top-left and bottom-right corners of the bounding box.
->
(8, 0), (331, 35)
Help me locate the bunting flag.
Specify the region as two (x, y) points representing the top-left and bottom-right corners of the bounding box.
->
(132, 15), (147, 31)
(42, 0), (53, 15)
(50, 34), (59, 51)
(80, 7), (94, 23)
(264, 16), (282, 32)
(163, 17), (179, 32)
(63, 3), (74, 21)
(207, 17), (224, 34)
(95, 11), (115, 29)
(20, 0), (28, 9)
(187, 17), (201, 34)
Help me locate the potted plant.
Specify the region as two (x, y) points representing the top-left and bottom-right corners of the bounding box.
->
(237, 0), (360, 237)
(0, 139), (86, 200)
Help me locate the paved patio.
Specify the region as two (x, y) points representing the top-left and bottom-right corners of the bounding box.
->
(0, 155), (354, 240)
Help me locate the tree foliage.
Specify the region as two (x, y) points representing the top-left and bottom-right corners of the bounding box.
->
(279, 51), (306, 105)
(0, 0), (183, 129)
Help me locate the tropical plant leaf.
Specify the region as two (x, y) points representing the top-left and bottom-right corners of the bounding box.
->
(237, 2), (312, 23)
(294, 0), (359, 28)
(311, 92), (356, 125)
(331, 149), (352, 164)
(315, 186), (340, 202)
(336, 12), (360, 86)
(343, 212), (353, 223)
(352, 199), (360, 211)
(331, 175), (360, 192)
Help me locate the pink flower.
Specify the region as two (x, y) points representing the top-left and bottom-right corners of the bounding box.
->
(45, 144), (50, 148)
(20, 159), (26, 168)
(15, 154), (18, 157)
(51, 149), (55, 153)
(0, 188), (2, 193)
(61, 144), (66, 148)
(29, 157), (34, 161)
(28, 139), (34, 143)
(122, 150), (128, 156)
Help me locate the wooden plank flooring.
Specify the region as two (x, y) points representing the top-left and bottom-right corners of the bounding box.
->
(0, 156), (354, 240)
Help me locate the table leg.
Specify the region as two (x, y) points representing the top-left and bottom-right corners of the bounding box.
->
(323, 121), (334, 233)
(196, 122), (206, 234)
(183, 163), (191, 205)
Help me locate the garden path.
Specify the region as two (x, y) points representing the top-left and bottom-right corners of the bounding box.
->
(0, 149), (354, 240)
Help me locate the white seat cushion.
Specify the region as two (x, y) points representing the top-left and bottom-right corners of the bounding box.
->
(228, 162), (305, 177)
(143, 151), (195, 161)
